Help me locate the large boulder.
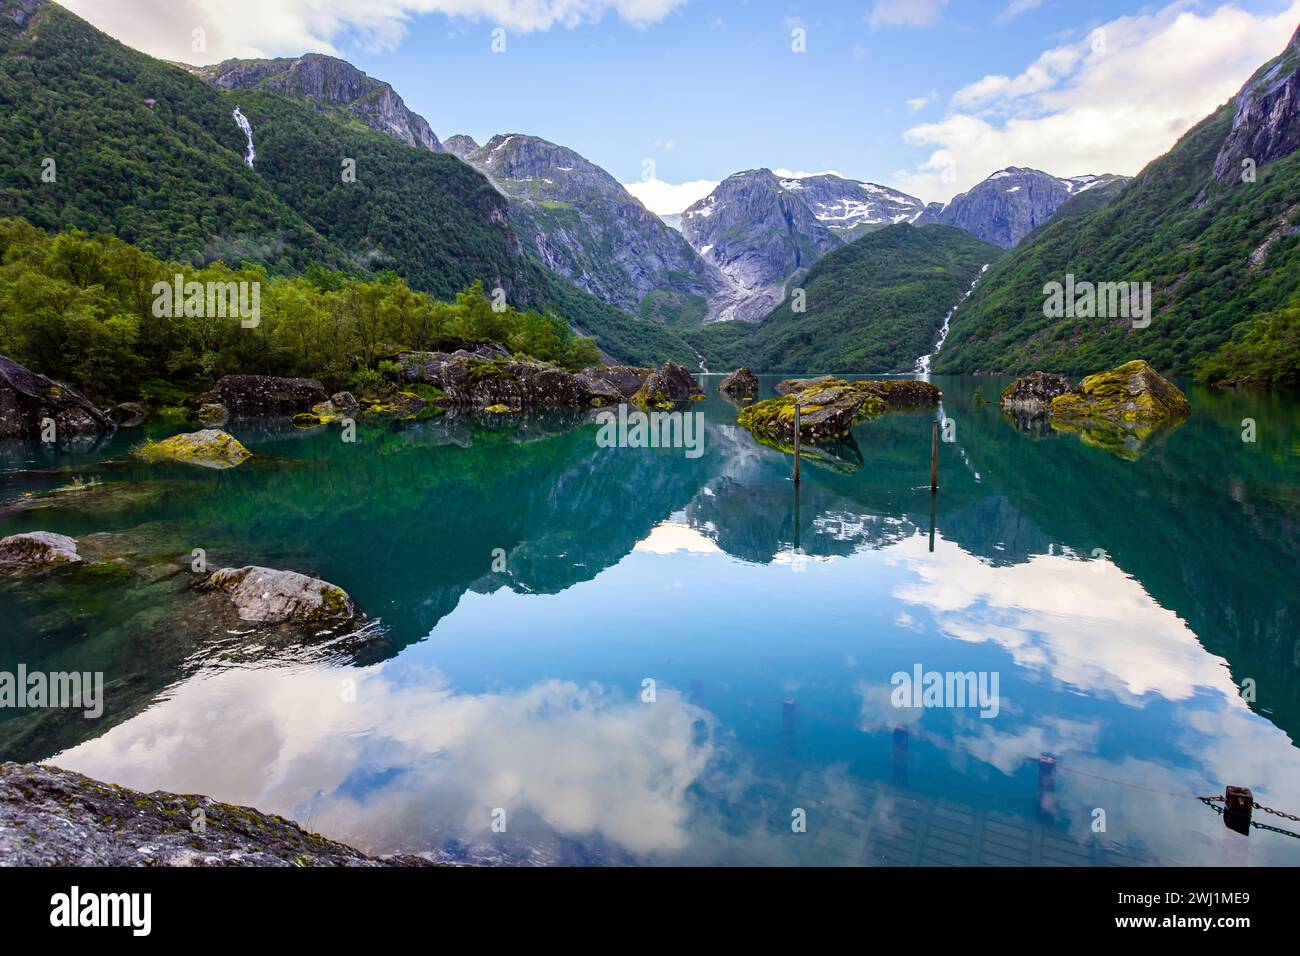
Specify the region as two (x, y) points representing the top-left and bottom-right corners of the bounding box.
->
(1048, 360), (1190, 460)
(0, 762), (429, 867)
(855, 379), (942, 406)
(0, 531), (81, 572)
(136, 429), (251, 469)
(580, 365), (653, 399)
(719, 367), (759, 398)
(213, 375), (326, 417)
(0, 355), (116, 441)
(208, 566), (356, 624)
(631, 362), (704, 408)
(1000, 372), (1074, 412)
(1049, 360), (1190, 424)
(739, 379), (884, 446)
(398, 350), (624, 408)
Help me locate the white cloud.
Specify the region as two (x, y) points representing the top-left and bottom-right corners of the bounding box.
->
(906, 90), (937, 112)
(60, 0), (688, 63)
(771, 167), (845, 180)
(893, 0), (1300, 203)
(997, 0), (1042, 23)
(869, 0), (948, 30)
(623, 177), (718, 215)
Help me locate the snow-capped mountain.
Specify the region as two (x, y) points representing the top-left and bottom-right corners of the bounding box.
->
(777, 173), (926, 237)
(915, 167), (1128, 248)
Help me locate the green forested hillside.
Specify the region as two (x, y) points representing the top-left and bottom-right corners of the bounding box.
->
(684, 224), (1000, 374)
(0, 0), (691, 367)
(937, 100), (1300, 377)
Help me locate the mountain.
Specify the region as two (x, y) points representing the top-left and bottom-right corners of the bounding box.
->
(682, 169), (842, 323)
(460, 134), (726, 324)
(0, 0), (697, 367)
(916, 168), (1127, 248)
(778, 173), (926, 238)
(936, 26), (1300, 378)
(191, 53), (443, 152)
(683, 224), (1001, 374)
(443, 134), (481, 160)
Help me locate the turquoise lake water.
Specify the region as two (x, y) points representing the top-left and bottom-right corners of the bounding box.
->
(1, 374), (1298, 865)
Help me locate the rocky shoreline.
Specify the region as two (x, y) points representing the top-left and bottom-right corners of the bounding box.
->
(0, 762), (434, 866)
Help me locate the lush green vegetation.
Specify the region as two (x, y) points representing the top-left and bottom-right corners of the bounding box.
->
(937, 91), (1300, 377)
(1196, 294), (1300, 388)
(683, 225), (1001, 374)
(0, 0), (690, 369)
(0, 219), (600, 404)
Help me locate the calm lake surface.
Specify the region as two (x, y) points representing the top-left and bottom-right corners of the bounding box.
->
(2, 374), (1299, 865)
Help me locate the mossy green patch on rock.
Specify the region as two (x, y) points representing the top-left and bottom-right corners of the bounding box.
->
(133, 430), (251, 470)
(738, 379), (886, 447)
(1047, 360), (1190, 460)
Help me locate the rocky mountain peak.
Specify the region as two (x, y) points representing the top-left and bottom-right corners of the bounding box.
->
(916, 167), (1120, 248)
(1212, 25), (1300, 184)
(193, 53), (442, 152)
(443, 134), (481, 160)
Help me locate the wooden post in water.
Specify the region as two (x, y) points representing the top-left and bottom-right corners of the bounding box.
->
(930, 419), (939, 492)
(1224, 785), (1253, 836)
(1037, 753), (1057, 818)
(793, 402), (802, 483)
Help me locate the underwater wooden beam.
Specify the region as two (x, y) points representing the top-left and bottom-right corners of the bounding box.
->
(793, 403), (802, 483)
(930, 420), (939, 492)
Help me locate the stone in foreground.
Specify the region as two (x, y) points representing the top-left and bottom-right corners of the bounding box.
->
(135, 429), (251, 469)
(0, 354), (116, 441)
(0, 762), (431, 866)
(0, 531), (81, 571)
(739, 380), (884, 446)
(209, 566), (356, 624)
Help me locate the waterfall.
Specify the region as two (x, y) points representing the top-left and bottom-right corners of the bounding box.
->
(232, 106), (256, 168)
(916, 262), (990, 379)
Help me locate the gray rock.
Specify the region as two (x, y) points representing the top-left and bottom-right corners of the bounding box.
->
(1212, 25), (1300, 184)
(398, 351), (624, 408)
(0, 762), (432, 866)
(579, 365), (652, 399)
(114, 401), (148, 425)
(208, 566), (356, 624)
(329, 391), (359, 410)
(195, 402), (228, 425)
(442, 133), (480, 159)
(719, 367), (759, 397)
(0, 354), (116, 441)
(632, 361), (705, 406)
(0, 531), (81, 570)
(916, 167), (1126, 248)
(193, 54), (443, 152)
(463, 134), (727, 316)
(1000, 371), (1074, 412)
(213, 375), (326, 417)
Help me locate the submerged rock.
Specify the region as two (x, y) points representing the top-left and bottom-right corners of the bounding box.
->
(631, 362), (705, 408)
(208, 566), (356, 624)
(135, 429), (251, 469)
(719, 367), (759, 398)
(0, 354), (116, 441)
(0, 762), (432, 866)
(0, 531), (81, 571)
(213, 374), (327, 417)
(1000, 372), (1074, 412)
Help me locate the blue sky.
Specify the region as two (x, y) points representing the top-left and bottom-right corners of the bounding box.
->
(66, 0), (1300, 208)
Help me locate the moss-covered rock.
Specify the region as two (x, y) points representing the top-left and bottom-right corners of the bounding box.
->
(739, 379), (885, 446)
(1000, 372), (1073, 412)
(0, 531), (81, 572)
(133, 429), (251, 469)
(719, 367), (759, 399)
(1049, 360), (1190, 424)
(1047, 360), (1190, 460)
(631, 362), (704, 408)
